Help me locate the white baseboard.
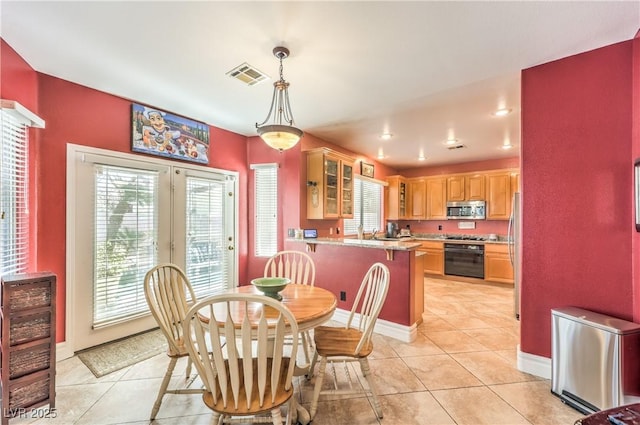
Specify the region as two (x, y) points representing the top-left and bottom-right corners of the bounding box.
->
(517, 344), (551, 379)
(57, 341), (74, 361)
(330, 308), (417, 343)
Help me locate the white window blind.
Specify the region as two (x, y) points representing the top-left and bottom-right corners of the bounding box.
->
(93, 164), (159, 327)
(253, 164), (278, 257)
(344, 177), (383, 235)
(1, 111), (30, 276)
(185, 175), (227, 298)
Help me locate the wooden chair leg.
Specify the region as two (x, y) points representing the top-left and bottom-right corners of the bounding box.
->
(186, 356), (193, 379)
(309, 356), (327, 420)
(150, 356), (178, 420)
(270, 407), (283, 425)
(307, 350), (318, 380)
(359, 358), (383, 419)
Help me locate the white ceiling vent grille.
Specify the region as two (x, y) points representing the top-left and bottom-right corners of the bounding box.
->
(226, 63), (269, 86)
(447, 144), (467, 150)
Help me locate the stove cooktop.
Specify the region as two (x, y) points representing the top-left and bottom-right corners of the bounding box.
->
(445, 236), (486, 241)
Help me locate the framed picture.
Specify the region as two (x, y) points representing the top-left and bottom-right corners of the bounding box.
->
(131, 103), (210, 164)
(360, 162), (374, 178)
(635, 158), (640, 231)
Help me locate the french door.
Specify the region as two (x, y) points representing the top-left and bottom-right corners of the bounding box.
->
(68, 145), (237, 351)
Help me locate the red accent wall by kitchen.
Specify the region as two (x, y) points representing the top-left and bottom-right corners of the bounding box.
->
(632, 33), (640, 322)
(34, 74), (249, 342)
(521, 40), (634, 358)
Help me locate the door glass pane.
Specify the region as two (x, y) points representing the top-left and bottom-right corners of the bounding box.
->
(325, 158), (338, 215)
(93, 164), (158, 326)
(185, 176), (227, 297)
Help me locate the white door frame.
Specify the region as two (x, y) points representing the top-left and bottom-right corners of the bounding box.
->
(61, 143), (239, 359)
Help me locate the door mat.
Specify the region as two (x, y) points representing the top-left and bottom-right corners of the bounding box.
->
(77, 328), (167, 378)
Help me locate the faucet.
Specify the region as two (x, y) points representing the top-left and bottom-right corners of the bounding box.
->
(371, 228), (379, 240)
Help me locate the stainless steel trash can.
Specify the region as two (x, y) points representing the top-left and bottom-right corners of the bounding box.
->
(552, 307), (640, 414)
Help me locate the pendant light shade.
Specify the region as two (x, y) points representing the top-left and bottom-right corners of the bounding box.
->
(255, 46), (303, 151)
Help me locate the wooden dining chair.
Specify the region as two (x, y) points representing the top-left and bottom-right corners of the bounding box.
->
(264, 250), (316, 286)
(264, 250), (316, 367)
(143, 263), (204, 420)
(308, 262), (390, 420)
(182, 293), (299, 425)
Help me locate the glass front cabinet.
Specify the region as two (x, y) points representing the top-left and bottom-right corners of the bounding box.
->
(307, 148), (355, 219)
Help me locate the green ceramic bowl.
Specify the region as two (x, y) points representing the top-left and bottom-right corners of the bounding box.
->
(251, 277), (291, 301)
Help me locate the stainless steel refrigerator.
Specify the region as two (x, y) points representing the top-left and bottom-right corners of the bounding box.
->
(508, 192), (521, 320)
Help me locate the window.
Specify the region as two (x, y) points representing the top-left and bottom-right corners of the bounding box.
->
(0, 102), (44, 276)
(344, 177), (383, 235)
(252, 163), (278, 257)
(93, 164), (160, 327)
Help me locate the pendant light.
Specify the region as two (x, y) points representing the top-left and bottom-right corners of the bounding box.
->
(255, 46), (303, 151)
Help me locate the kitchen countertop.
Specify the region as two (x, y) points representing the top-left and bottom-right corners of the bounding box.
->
(287, 237), (422, 251)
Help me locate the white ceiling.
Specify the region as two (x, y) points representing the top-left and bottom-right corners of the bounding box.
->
(2, 1), (638, 169)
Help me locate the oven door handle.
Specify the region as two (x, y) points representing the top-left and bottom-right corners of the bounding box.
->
(445, 248), (484, 254)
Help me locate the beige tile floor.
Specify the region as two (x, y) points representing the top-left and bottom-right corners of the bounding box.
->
(10, 276), (585, 424)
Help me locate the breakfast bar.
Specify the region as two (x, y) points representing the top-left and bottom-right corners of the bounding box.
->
(285, 237), (424, 342)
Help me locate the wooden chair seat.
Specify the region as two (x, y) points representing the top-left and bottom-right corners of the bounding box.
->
(313, 326), (373, 358)
(203, 358), (293, 415)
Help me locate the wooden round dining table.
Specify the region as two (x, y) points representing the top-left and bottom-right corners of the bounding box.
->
(219, 284), (337, 332)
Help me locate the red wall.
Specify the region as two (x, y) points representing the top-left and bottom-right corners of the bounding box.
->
(34, 75), (250, 340)
(632, 32), (640, 322)
(521, 40), (635, 357)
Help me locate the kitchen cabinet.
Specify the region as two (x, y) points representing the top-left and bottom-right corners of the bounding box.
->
(407, 178), (426, 219)
(418, 241), (444, 275)
(447, 174), (485, 202)
(486, 171), (512, 220)
(425, 177), (447, 219)
(385, 175), (407, 220)
(306, 148), (355, 219)
(484, 243), (514, 284)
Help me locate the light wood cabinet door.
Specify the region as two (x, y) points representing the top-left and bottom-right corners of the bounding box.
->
(385, 175), (407, 220)
(420, 241), (444, 275)
(467, 174), (486, 200)
(447, 175), (465, 201)
(486, 172), (512, 219)
(426, 177), (447, 219)
(484, 243), (514, 284)
(408, 178), (426, 219)
(340, 160), (354, 218)
(306, 149), (355, 219)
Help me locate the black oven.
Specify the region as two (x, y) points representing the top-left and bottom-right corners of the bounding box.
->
(444, 243), (485, 279)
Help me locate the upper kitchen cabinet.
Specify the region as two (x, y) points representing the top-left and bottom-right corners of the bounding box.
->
(446, 173), (485, 202)
(385, 175), (407, 220)
(306, 148), (355, 219)
(407, 178), (426, 219)
(425, 177), (447, 219)
(486, 170), (518, 219)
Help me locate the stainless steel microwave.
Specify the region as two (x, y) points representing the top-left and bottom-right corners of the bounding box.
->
(446, 200), (486, 220)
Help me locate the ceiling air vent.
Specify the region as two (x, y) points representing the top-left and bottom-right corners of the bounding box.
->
(447, 144), (467, 150)
(226, 63), (269, 86)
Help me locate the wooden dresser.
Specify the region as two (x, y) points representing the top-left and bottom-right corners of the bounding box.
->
(0, 272), (56, 424)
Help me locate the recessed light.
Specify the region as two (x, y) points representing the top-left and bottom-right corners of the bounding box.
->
(418, 155), (426, 161)
(445, 138), (458, 145)
(379, 133), (393, 140)
(501, 143), (513, 150)
(494, 108), (512, 117)
(377, 148), (385, 159)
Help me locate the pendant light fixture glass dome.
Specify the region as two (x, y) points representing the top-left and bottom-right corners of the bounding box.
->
(255, 46), (303, 151)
